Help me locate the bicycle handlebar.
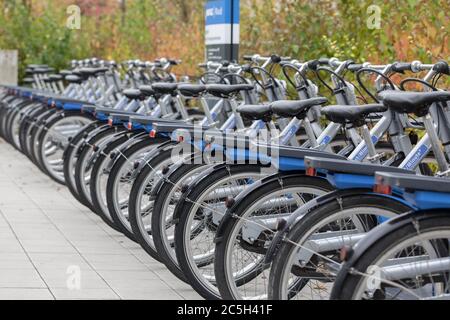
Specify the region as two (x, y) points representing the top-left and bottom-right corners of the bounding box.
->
(168, 59), (181, 65)
(198, 60), (234, 71)
(220, 64), (242, 73)
(306, 59), (331, 70)
(154, 58), (180, 66)
(391, 62), (413, 73)
(199, 61), (222, 70)
(432, 60), (450, 75)
(242, 54), (290, 64)
(318, 57), (330, 65)
(347, 63), (364, 72)
(331, 59), (389, 73)
(411, 61), (434, 72)
(270, 54), (291, 63)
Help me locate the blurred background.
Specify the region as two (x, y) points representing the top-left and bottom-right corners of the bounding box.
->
(0, 0), (448, 78)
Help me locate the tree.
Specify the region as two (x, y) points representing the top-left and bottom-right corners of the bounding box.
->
(173, 0), (191, 23)
(120, 0), (126, 25)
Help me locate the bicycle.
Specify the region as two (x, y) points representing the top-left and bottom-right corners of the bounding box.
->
(267, 84), (450, 299)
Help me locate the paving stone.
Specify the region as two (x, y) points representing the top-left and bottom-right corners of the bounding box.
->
(50, 288), (120, 300)
(0, 288), (54, 300)
(0, 140), (198, 300)
(0, 269), (46, 288)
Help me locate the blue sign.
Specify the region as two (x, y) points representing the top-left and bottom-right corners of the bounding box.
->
(205, 0), (240, 25)
(205, 0), (240, 62)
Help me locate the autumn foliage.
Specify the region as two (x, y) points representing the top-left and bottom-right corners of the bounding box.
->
(0, 0), (448, 79)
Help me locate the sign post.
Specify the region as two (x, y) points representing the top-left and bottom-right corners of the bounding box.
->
(205, 0), (239, 62)
(0, 50), (18, 85)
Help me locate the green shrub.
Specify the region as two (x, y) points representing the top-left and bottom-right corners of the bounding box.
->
(0, 0), (447, 82)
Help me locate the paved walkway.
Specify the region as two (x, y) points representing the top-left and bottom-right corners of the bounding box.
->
(0, 139), (200, 300)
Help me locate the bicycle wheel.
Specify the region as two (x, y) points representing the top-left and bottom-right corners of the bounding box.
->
(0, 96), (16, 138)
(268, 194), (411, 300)
(5, 101), (32, 150)
(2, 101), (23, 146)
(29, 108), (57, 168)
(16, 102), (41, 151)
(89, 131), (139, 228)
(128, 143), (180, 261)
(106, 136), (169, 240)
(37, 111), (94, 184)
(74, 126), (124, 210)
(174, 164), (267, 299)
(215, 174), (333, 300)
(63, 121), (102, 207)
(331, 210), (450, 300)
(152, 162), (212, 282)
(19, 104), (47, 161)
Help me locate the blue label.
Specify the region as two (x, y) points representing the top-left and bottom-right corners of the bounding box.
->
(354, 146), (367, 161)
(205, 0), (239, 25)
(328, 173), (374, 189)
(404, 144), (429, 170)
(223, 116), (236, 130)
(63, 103), (82, 111)
(251, 120), (265, 130)
(354, 135), (379, 161)
(280, 123), (300, 145)
(319, 135), (331, 145)
(96, 112), (108, 122)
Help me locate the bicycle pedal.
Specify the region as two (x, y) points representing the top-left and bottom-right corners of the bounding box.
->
(225, 196), (235, 208)
(161, 165), (170, 175)
(436, 168), (450, 177)
(367, 152), (385, 163)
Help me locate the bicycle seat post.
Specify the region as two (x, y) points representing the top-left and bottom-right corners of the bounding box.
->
(175, 94), (190, 120)
(423, 113), (449, 175)
(361, 124), (382, 164)
(303, 117), (318, 148)
(228, 97), (246, 130)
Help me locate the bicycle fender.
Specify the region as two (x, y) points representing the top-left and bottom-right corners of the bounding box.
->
(149, 151), (205, 198)
(264, 188), (373, 264)
(104, 131), (148, 171)
(214, 171), (307, 243)
(130, 140), (178, 179)
(172, 163), (238, 223)
(331, 208), (447, 299)
(264, 188), (416, 264)
(173, 163), (266, 223)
